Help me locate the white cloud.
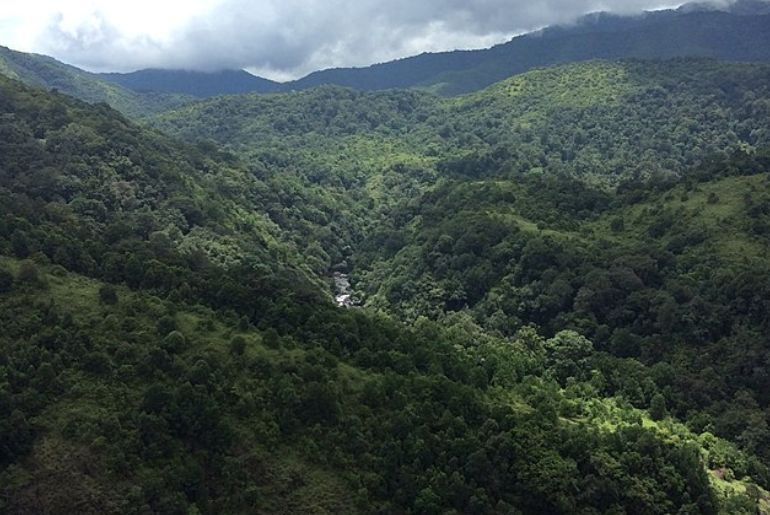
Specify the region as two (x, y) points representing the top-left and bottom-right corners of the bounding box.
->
(0, 0), (735, 79)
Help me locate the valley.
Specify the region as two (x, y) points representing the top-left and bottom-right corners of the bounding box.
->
(2, 3), (770, 513)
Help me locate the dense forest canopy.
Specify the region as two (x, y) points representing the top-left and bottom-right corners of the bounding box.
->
(149, 59), (770, 270)
(2, 51), (770, 514)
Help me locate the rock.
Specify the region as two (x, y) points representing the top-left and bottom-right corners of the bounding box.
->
(332, 272), (357, 308)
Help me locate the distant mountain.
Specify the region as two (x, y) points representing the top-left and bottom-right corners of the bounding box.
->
(286, 0), (770, 95)
(0, 46), (191, 117)
(705, 0), (770, 14)
(4, 0), (770, 104)
(99, 68), (283, 97)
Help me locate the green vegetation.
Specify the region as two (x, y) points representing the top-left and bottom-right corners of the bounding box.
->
(355, 147), (770, 481)
(156, 59), (770, 185)
(0, 73), (326, 292)
(289, 4), (770, 95)
(3, 55), (770, 513)
(4, 256), (760, 513)
(0, 46), (192, 117)
(149, 59), (770, 277)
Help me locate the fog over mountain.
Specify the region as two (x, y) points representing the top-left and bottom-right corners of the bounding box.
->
(1, 0), (747, 79)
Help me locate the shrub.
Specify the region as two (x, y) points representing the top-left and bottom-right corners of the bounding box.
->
(0, 267), (13, 293)
(163, 331), (186, 353)
(230, 336), (247, 355)
(16, 261), (45, 288)
(98, 285), (118, 305)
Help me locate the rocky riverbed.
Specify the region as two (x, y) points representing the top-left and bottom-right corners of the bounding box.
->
(332, 272), (356, 308)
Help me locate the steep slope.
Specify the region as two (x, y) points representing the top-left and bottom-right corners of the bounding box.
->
(144, 60), (770, 504)
(355, 144), (770, 479)
(150, 84), (443, 269)
(6, 255), (764, 513)
(150, 59), (770, 267)
(0, 73), (326, 297)
(288, 2), (770, 95)
(0, 46), (192, 117)
(99, 68), (283, 97)
(2, 74), (762, 513)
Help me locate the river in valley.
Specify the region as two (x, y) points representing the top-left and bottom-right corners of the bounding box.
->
(332, 272), (357, 308)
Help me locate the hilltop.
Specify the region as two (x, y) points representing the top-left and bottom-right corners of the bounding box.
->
(4, 1), (770, 103)
(0, 46), (192, 117)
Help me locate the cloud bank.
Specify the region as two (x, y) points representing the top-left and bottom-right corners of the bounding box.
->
(4, 0), (742, 79)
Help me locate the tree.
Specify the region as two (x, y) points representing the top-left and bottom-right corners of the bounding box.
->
(156, 316), (177, 336)
(229, 336), (247, 356)
(414, 487), (442, 515)
(0, 267), (13, 293)
(263, 328), (280, 349)
(16, 261), (43, 287)
(10, 231), (30, 258)
(544, 330), (594, 385)
(98, 285), (118, 305)
(649, 393), (667, 421)
(163, 331), (186, 353)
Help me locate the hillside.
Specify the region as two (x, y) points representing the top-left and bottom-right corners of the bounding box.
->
(289, 1), (770, 95)
(148, 58), (770, 268)
(0, 72), (335, 309)
(139, 59), (770, 512)
(355, 148), (770, 448)
(3, 73), (767, 513)
(6, 253), (766, 513)
(0, 46), (192, 117)
(154, 58), (770, 183)
(99, 68), (283, 98)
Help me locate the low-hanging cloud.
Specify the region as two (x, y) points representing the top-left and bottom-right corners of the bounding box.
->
(35, 0), (740, 80)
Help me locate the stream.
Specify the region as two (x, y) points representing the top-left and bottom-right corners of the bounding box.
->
(332, 272), (357, 308)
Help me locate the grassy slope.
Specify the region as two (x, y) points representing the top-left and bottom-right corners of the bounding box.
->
(591, 173), (769, 260)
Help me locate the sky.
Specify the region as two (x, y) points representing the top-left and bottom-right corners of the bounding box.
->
(0, 0), (736, 80)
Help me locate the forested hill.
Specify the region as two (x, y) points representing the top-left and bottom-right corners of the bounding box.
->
(356, 147), (770, 464)
(2, 65), (770, 512)
(146, 57), (770, 303)
(99, 68), (283, 97)
(144, 58), (770, 513)
(8, 1), (770, 102)
(0, 71), (333, 294)
(0, 46), (192, 117)
(151, 59), (770, 197)
(287, 1), (770, 95)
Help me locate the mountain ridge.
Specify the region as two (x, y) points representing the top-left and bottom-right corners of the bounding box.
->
(99, 68), (283, 97)
(4, 1), (770, 106)
(288, 6), (770, 95)
(86, 1), (770, 98)
(0, 45), (193, 116)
